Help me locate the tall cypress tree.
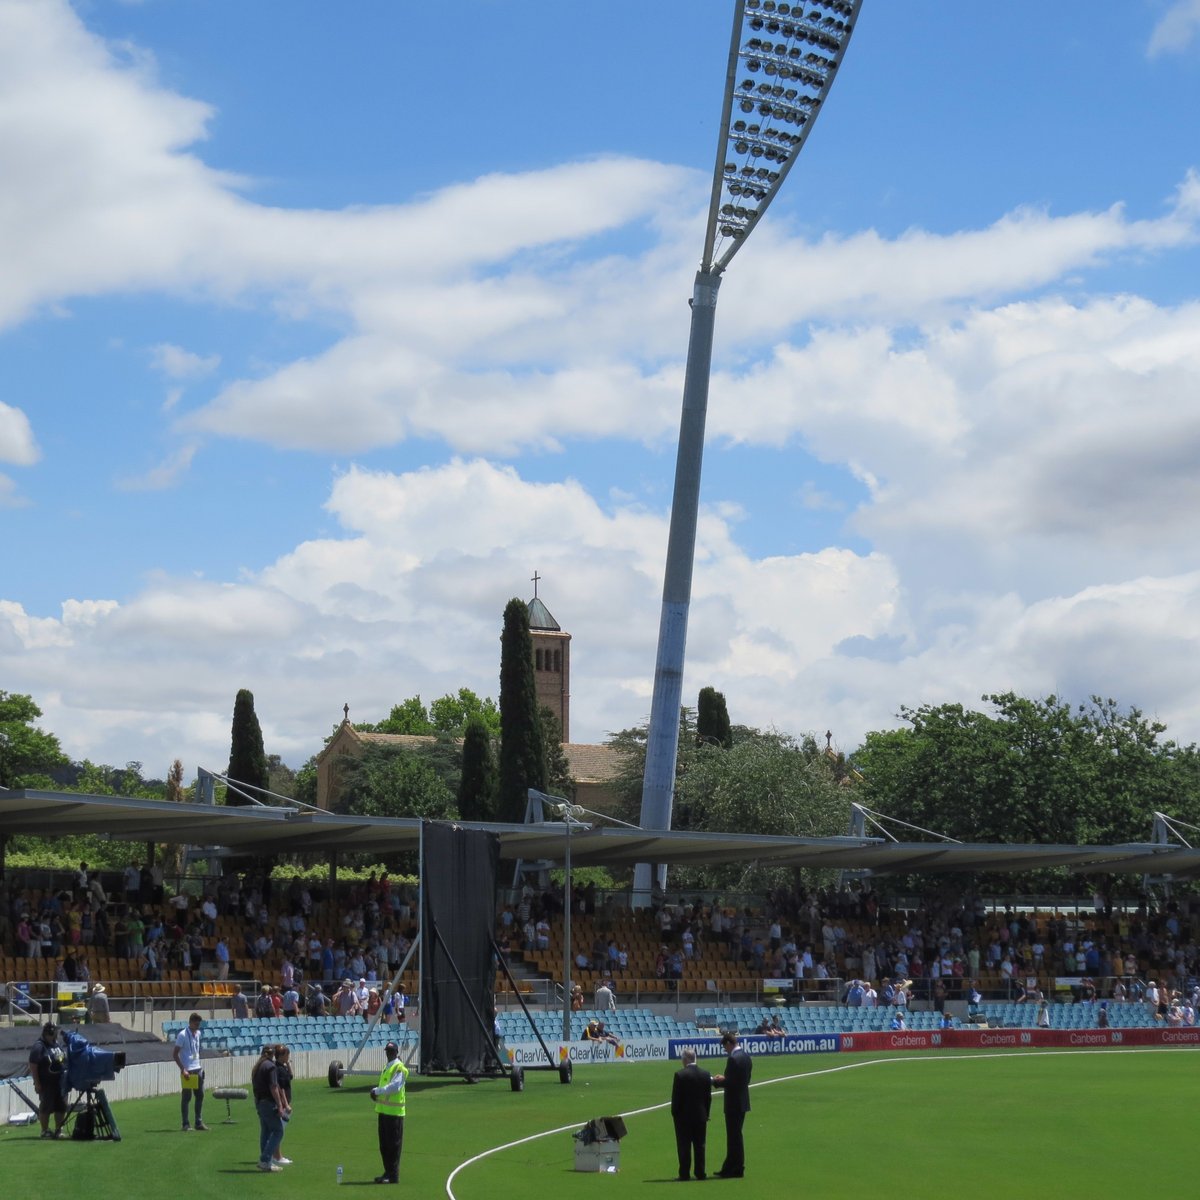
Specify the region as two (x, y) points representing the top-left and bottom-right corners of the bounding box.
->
(498, 597), (546, 821)
(226, 687), (270, 806)
(458, 714), (497, 821)
(697, 686), (733, 749)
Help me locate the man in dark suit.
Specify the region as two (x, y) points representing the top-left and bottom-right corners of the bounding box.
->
(670, 1048), (713, 1181)
(712, 1030), (752, 1178)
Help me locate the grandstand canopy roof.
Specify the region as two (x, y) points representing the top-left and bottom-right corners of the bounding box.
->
(2, 788), (1198, 878)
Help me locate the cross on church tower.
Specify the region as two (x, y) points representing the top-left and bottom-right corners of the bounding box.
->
(531, 570), (541, 599)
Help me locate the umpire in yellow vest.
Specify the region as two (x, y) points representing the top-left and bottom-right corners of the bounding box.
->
(369, 1040), (408, 1184)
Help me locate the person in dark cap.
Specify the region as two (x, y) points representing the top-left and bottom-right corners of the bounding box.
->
(29, 1022), (67, 1139)
(369, 1041), (407, 1184)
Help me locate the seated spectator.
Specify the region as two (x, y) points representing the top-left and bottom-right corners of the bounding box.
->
(582, 1019), (619, 1045)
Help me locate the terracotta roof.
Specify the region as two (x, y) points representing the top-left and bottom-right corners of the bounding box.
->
(322, 726), (626, 785)
(563, 742), (627, 783)
(357, 732), (440, 750)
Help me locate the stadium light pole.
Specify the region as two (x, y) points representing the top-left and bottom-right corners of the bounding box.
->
(635, 0), (863, 901)
(555, 802), (587, 1043)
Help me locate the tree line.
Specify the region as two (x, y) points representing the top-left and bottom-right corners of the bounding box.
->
(6, 648), (1200, 893)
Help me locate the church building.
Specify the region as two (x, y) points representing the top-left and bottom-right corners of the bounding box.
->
(314, 587), (624, 813)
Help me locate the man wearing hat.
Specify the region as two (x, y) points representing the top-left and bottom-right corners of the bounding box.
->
(88, 983), (111, 1023)
(29, 1022), (67, 1139)
(369, 1041), (407, 1184)
(334, 979), (359, 1016)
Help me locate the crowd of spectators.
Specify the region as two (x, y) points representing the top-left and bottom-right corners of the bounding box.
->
(6, 867), (1200, 1013)
(2, 866), (420, 1013)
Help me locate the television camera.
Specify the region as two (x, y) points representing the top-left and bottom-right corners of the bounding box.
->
(61, 1027), (125, 1141)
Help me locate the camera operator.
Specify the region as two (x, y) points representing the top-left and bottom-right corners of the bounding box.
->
(173, 1012), (209, 1131)
(29, 1022), (67, 1139)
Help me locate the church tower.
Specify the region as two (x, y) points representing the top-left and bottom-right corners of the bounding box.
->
(527, 575), (570, 743)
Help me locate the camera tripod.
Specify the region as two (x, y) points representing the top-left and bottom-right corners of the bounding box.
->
(67, 1087), (121, 1142)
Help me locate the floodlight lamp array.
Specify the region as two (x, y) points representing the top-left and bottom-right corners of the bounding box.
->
(704, 0), (861, 273)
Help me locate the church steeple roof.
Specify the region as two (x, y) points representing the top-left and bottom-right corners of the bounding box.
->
(527, 571), (561, 631)
(527, 596), (560, 631)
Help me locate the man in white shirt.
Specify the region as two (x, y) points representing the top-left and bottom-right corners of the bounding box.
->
(355, 978), (371, 1010)
(173, 1012), (209, 1131)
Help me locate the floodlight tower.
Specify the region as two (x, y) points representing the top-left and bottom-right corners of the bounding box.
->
(635, 0), (862, 899)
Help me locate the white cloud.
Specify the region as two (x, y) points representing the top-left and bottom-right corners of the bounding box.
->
(3, 1), (1200, 780)
(0, 474), (27, 507)
(179, 187), (1200, 458)
(0, 401), (39, 464)
(1149, 0), (1200, 55)
(2, 456), (1200, 778)
(0, 1), (691, 335)
(148, 343), (219, 380)
(115, 443), (198, 491)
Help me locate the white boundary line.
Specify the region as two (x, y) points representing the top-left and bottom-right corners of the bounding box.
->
(443, 1046), (1200, 1197)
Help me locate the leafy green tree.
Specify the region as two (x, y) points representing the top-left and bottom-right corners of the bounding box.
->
(409, 734), (464, 795)
(293, 756), (319, 808)
(430, 689), (502, 738)
(498, 597), (545, 821)
(0, 691), (67, 788)
(458, 715), (497, 820)
(226, 688), (269, 806)
(70, 760), (163, 798)
(606, 712), (850, 890)
(696, 686), (733, 749)
(369, 696), (435, 736)
(539, 707), (573, 799)
(266, 754), (296, 798)
(335, 744), (457, 820)
(852, 692), (1200, 890)
(359, 690), (500, 739)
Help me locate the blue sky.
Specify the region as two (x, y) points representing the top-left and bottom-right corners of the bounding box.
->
(3, 0), (1200, 778)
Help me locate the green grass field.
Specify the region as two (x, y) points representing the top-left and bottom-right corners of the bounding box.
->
(5, 1048), (1196, 1198)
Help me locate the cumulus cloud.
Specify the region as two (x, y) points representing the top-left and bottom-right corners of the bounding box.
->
(3, 457), (1199, 775)
(3, 0), (1200, 778)
(0, 401), (39, 465)
(0, 2), (691, 332)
